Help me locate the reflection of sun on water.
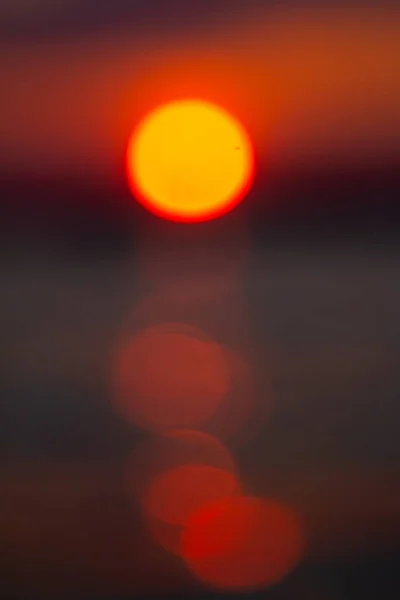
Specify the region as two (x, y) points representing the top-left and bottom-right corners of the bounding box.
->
(114, 323), (231, 431)
(127, 100), (254, 222)
(143, 464), (240, 526)
(181, 496), (305, 591)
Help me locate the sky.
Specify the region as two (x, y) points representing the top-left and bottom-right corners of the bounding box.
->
(0, 3), (399, 183)
(1, 0), (267, 38)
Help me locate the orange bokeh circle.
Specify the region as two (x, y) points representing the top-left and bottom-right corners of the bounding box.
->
(142, 464), (241, 527)
(125, 429), (237, 498)
(181, 496), (305, 591)
(114, 323), (231, 432)
(125, 429), (238, 555)
(126, 99), (254, 222)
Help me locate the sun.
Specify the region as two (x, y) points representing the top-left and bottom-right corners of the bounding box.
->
(126, 100), (254, 222)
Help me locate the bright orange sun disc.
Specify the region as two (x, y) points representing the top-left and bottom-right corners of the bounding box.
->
(126, 99), (254, 222)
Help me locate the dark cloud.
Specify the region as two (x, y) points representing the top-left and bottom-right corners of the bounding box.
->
(0, 0), (267, 39)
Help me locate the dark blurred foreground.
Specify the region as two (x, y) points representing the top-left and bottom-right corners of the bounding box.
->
(0, 164), (400, 599)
